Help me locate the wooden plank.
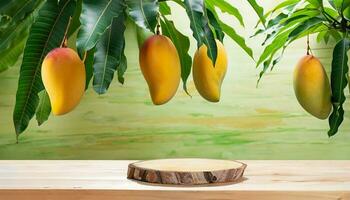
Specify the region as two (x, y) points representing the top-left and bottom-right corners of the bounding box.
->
(0, 190), (349, 200)
(0, 160), (349, 199)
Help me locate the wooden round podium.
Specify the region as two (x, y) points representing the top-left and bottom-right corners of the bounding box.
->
(127, 158), (246, 186)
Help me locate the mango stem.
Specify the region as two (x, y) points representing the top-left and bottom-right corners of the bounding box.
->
(60, 17), (72, 48)
(156, 12), (161, 35)
(306, 34), (311, 55)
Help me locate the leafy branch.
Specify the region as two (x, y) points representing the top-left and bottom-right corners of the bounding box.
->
(254, 0), (349, 136)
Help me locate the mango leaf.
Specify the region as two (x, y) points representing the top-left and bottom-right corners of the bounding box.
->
(93, 14), (126, 94)
(343, 1), (350, 19)
(205, 0), (244, 27)
(13, 0), (76, 137)
(85, 47), (95, 89)
(261, 23), (327, 77)
(288, 17), (324, 41)
(204, 4), (252, 59)
(0, 25), (27, 72)
(67, 0), (82, 37)
(0, 0), (40, 30)
(159, 1), (171, 15)
(279, 9), (320, 25)
(316, 30), (329, 43)
(126, 0), (158, 33)
(160, 16), (192, 95)
(265, 0), (300, 16)
(118, 50), (127, 85)
(328, 38), (350, 137)
(206, 8), (224, 42)
(256, 27), (294, 67)
(266, 13), (288, 29)
(329, 29), (343, 42)
(344, 6), (350, 20)
(77, 0), (124, 56)
(328, 0), (350, 12)
(183, 0), (217, 65)
(257, 13), (325, 69)
(247, 0), (265, 27)
(35, 90), (51, 126)
(220, 22), (253, 59)
(306, 0), (323, 7)
(0, 0), (44, 72)
(252, 6), (311, 38)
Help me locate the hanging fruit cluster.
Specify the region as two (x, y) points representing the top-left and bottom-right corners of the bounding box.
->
(254, 0), (350, 137)
(1, 0), (348, 142)
(139, 23), (228, 105)
(5, 0), (261, 142)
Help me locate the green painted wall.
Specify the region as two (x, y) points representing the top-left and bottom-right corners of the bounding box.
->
(0, 1), (349, 159)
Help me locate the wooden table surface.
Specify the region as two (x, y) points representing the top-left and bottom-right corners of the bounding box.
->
(0, 160), (349, 200)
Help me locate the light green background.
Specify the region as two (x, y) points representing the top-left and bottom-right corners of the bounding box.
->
(0, 1), (349, 159)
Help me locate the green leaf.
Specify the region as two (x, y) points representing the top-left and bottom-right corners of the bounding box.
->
(344, 6), (350, 20)
(160, 16), (192, 95)
(257, 29), (292, 67)
(256, 15), (326, 76)
(206, 8), (224, 42)
(257, 46), (286, 84)
(247, 0), (265, 27)
(327, 0), (337, 9)
(279, 9), (320, 25)
(328, 29), (343, 42)
(0, 0), (41, 29)
(256, 0), (300, 28)
(288, 17), (324, 41)
(256, 15), (307, 67)
(126, 0), (159, 33)
(328, 38), (350, 136)
(220, 22), (253, 59)
(0, 0), (44, 72)
(316, 30), (329, 43)
(324, 6), (340, 18)
(118, 51), (127, 85)
(35, 90), (51, 126)
(266, 0), (300, 16)
(306, 0), (322, 7)
(317, 29), (342, 44)
(67, 0), (82, 37)
(77, 0), (124, 56)
(93, 14), (126, 94)
(0, 37), (26, 72)
(204, 1), (252, 58)
(328, 0), (350, 12)
(266, 13), (288, 29)
(183, 0), (217, 65)
(84, 47), (95, 89)
(159, 1), (171, 15)
(205, 0), (244, 27)
(13, 0), (76, 137)
(343, 0), (350, 20)
(253, 8), (319, 38)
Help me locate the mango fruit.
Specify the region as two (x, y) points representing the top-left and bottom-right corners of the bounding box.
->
(293, 55), (332, 119)
(42, 48), (86, 115)
(193, 40), (228, 102)
(139, 35), (181, 105)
